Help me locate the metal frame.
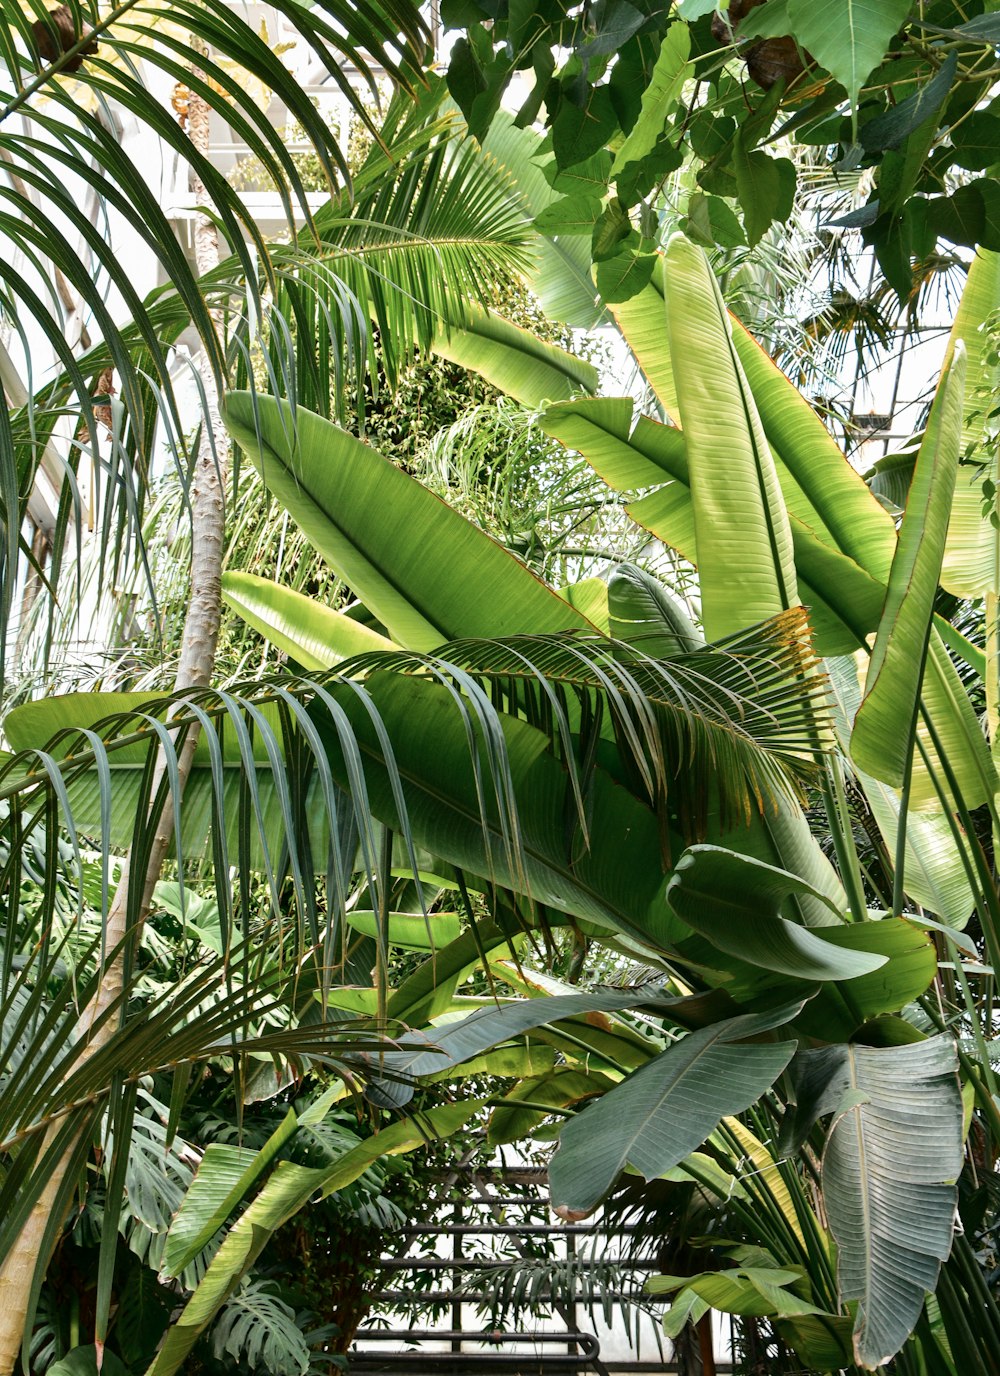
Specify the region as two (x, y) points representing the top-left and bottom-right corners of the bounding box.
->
(346, 1164), (719, 1375)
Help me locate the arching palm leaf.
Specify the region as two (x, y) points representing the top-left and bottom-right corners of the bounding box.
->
(6, 88), (538, 688)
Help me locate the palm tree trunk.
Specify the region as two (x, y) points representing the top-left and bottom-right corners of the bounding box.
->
(0, 79), (229, 1375)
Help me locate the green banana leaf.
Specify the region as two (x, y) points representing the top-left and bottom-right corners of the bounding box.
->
(827, 655), (975, 930)
(611, 255), (896, 599)
(852, 342), (967, 787)
(222, 393), (595, 651)
(940, 250), (1000, 597)
(161, 1110), (300, 1278)
(663, 233), (798, 640)
(788, 1039), (963, 1368)
(790, 919), (937, 1041)
(486, 958), (668, 1073)
(540, 303), (988, 809)
(665, 845), (885, 981)
(547, 1004), (802, 1217)
(727, 314), (897, 588)
(387, 923), (523, 1026)
(650, 1267), (834, 1321)
(557, 576), (610, 632)
(432, 301), (598, 407)
(608, 563), (701, 655)
(221, 572), (397, 668)
(541, 396), (883, 656)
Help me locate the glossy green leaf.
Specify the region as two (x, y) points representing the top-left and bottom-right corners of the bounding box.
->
(547, 1007), (801, 1217)
(791, 1038), (963, 1367)
(941, 250), (1000, 597)
(852, 341), (967, 785)
(663, 233), (798, 639)
(679, 1268), (831, 1319)
(222, 394), (594, 651)
(733, 142), (796, 248)
(792, 919), (937, 1040)
(666, 845), (884, 981)
(222, 572), (397, 670)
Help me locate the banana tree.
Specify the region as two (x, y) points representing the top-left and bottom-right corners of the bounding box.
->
(428, 231), (1000, 1368)
(5, 225), (986, 1370)
(147, 377), (978, 1363)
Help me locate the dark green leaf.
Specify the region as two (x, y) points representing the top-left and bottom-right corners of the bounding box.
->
(860, 52), (957, 153)
(666, 845), (887, 981)
(733, 142), (796, 247)
(548, 1007), (802, 1217)
(595, 249), (656, 302)
(552, 85), (618, 168)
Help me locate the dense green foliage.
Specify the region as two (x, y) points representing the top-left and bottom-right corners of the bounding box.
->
(6, 6), (1000, 1374)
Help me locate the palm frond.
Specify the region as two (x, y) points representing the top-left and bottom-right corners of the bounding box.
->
(2, 617), (829, 962)
(0, 0), (430, 687)
(4, 91), (538, 692)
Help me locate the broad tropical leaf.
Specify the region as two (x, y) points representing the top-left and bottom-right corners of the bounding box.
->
(664, 233), (798, 639)
(826, 655), (975, 930)
(222, 394), (594, 651)
(221, 572), (397, 670)
(432, 303), (598, 408)
(852, 341), (967, 787)
(547, 1005), (802, 1218)
(941, 250), (1000, 597)
(373, 985), (683, 1081)
(788, 1038), (963, 1368)
(665, 845), (884, 980)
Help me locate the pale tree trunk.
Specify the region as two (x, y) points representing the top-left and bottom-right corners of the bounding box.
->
(0, 78), (229, 1374)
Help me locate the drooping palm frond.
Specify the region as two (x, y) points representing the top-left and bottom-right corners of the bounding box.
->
(262, 91), (538, 414)
(0, 619), (831, 1359)
(2, 615), (830, 962)
(4, 89), (539, 692)
(341, 611), (829, 831)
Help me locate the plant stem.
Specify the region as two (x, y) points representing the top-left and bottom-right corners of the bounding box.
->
(821, 759), (867, 920)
